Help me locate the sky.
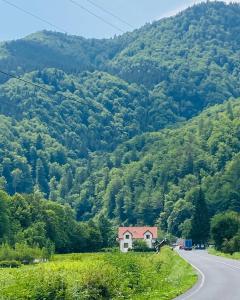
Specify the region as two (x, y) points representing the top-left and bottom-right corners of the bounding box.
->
(0, 0), (239, 41)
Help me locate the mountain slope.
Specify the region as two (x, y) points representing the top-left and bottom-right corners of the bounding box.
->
(77, 99), (240, 233)
(0, 1), (240, 221)
(110, 1), (240, 86)
(1, 3), (240, 114)
(1, 2), (240, 127)
(0, 68), (165, 197)
(0, 30), (128, 83)
(108, 1), (240, 120)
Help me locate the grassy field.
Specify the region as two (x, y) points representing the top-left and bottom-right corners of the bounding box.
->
(208, 248), (240, 260)
(0, 247), (197, 300)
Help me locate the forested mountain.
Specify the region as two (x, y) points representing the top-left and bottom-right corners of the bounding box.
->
(78, 99), (240, 235)
(0, 68), (169, 197)
(109, 1), (240, 120)
(1, 1), (240, 243)
(1, 2), (240, 128)
(0, 31), (123, 83)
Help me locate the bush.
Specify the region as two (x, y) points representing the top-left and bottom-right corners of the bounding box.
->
(0, 260), (21, 268)
(0, 244), (15, 261)
(69, 264), (119, 300)
(133, 240), (154, 252)
(101, 247), (119, 253)
(73, 280), (111, 300)
(211, 211), (240, 251)
(33, 273), (67, 300)
(0, 243), (51, 264)
(222, 232), (240, 254)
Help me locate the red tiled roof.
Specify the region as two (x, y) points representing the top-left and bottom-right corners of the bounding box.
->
(118, 227), (158, 239)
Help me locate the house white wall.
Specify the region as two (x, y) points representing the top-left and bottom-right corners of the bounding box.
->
(120, 231), (133, 253)
(119, 230), (156, 252)
(144, 231), (154, 248)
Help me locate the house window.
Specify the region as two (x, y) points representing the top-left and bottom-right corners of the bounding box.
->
(125, 234), (130, 239)
(146, 234), (151, 239)
(124, 243), (129, 249)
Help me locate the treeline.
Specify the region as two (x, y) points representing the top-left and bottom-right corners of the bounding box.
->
(0, 190), (115, 253)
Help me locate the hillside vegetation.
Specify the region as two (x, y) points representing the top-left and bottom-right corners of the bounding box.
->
(79, 100), (240, 236)
(0, 1), (240, 245)
(0, 190), (115, 253)
(0, 68), (161, 197)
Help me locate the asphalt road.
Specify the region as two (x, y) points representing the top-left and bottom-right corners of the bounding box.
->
(175, 250), (240, 300)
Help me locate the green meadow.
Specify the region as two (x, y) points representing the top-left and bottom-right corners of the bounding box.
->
(208, 248), (240, 261)
(0, 247), (196, 300)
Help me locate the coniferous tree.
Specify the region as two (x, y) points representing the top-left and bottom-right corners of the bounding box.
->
(59, 175), (69, 199)
(66, 168), (73, 192)
(0, 177), (7, 191)
(97, 213), (115, 248)
(190, 187), (210, 244)
(11, 168), (22, 193)
(36, 134), (44, 150)
(36, 159), (49, 195)
(49, 177), (59, 201)
(0, 191), (10, 241)
(227, 101), (234, 120)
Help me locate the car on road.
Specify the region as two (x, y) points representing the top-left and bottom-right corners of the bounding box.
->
(194, 244), (206, 250)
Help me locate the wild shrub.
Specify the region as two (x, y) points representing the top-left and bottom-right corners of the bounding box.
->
(0, 260), (21, 268)
(0, 243), (51, 264)
(33, 273), (67, 300)
(222, 232), (240, 254)
(133, 240), (154, 252)
(72, 280), (111, 300)
(0, 243), (15, 261)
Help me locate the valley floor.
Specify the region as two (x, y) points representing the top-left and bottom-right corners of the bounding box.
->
(0, 247), (196, 300)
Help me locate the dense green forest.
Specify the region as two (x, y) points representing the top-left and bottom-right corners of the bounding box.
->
(75, 100), (240, 233)
(0, 190), (115, 253)
(1, 1), (240, 249)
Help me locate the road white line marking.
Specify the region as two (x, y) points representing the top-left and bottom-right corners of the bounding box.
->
(182, 263), (205, 300)
(176, 252), (205, 300)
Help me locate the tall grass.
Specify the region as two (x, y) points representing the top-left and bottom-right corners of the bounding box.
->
(208, 248), (240, 260)
(0, 247), (196, 299)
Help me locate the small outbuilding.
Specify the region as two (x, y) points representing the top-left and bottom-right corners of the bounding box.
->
(118, 226), (158, 252)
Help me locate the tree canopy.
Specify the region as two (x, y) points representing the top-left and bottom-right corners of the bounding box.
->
(0, 2), (240, 244)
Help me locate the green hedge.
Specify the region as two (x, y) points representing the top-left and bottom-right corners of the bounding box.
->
(0, 260), (21, 268)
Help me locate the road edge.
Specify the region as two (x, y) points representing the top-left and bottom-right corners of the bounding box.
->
(174, 250), (205, 300)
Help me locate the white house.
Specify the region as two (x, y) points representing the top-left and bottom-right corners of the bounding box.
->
(118, 227), (158, 252)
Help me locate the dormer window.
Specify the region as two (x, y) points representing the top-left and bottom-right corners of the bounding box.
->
(126, 234), (130, 239)
(146, 234), (150, 239)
